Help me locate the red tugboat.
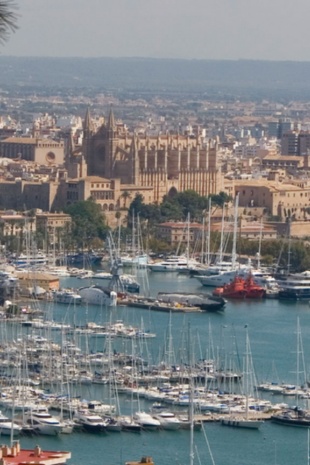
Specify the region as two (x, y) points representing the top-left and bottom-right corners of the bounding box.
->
(244, 273), (266, 299)
(213, 274), (265, 299)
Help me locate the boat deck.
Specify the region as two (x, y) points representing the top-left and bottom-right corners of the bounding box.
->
(120, 299), (202, 313)
(195, 411), (274, 423)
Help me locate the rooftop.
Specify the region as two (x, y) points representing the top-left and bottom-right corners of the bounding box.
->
(0, 443), (71, 465)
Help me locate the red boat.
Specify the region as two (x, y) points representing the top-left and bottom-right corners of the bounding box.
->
(213, 274), (265, 299)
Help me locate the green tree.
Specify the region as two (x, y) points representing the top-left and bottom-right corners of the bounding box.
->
(64, 199), (109, 248)
(209, 191), (232, 207)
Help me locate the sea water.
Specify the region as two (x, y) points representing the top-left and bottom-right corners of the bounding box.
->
(7, 271), (310, 465)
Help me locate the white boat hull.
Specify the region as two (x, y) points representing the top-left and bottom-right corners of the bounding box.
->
(221, 418), (263, 429)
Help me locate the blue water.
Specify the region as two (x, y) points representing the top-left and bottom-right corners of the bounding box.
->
(10, 271), (310, 465)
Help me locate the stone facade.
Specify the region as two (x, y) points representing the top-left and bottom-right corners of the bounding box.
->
(231, 179), (310, 219)
(68, 109), (223, 205)
(0, 137), (64, 165)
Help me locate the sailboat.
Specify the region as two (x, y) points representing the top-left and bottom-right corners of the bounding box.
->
(196, 194), (248, 287)
(271, 317), (310, 427)
(221, 325), (264, 429)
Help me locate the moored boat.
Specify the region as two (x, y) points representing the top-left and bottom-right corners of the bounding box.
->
(221, 417), (264, 429)
(78, 285), (117, 306)
(74, 410), (107, 433)
(277, 271), (310, 300)
(157, 291), (225, 312)
(213, 274), (265, 299)
(271, 407), (310, 427)
(133, 411), (160, 430)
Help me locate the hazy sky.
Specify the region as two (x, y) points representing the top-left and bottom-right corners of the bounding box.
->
(3, 0), (310, 61)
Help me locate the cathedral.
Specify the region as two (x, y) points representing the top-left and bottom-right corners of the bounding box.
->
(67, 108), (223, 208)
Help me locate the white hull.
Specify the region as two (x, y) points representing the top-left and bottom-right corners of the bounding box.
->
(148, 264), (179, 272)
(134, 412), (160, 430)
(198, 272), (236, 287)
(78, 286), (117, 306)
(121, 254), (149, 267)
(154, 413), (181, 430)
(35, 424), (63, 435)
(0, 423), (21, 435)
(221, 418), (263, 429)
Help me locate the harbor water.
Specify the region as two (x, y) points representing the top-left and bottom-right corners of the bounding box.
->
(6, 270), (310, 465)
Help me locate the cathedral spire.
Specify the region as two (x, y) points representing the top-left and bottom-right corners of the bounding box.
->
(131, 132), (138, 155)
(107, 106), (115, 131)
(68, 128), (75, 155)
(83, 107), (92, 132)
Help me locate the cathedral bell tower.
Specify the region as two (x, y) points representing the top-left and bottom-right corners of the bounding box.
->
(105, 107), (117, 178)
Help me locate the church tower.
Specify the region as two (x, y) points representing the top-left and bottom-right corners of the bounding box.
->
(82, 107), (93, 175)
(130, 132), (140, 184)
(105, 107), (117, 178)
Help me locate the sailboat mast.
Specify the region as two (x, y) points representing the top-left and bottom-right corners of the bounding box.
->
(245, 326), (249, 420)
(231, 193), (239, 270)
(201, 217), (205, 264)
(287, 218), (292, 276)
(219, 205), (225, 264)
(257, 217), (263, 269)
(187, 213), (190, 266)
(188, 323), (194, 465)
(207, 197), (211, 266)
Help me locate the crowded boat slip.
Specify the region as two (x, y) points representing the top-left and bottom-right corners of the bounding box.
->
(0, 269), (310, 465)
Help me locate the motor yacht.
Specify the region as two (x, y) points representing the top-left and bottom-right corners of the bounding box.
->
(133, 411), (160, 430)
(277, 271), (310, 300)
(74, 410), (107, 433)
(0, 410), (22, 436)
(52, 289), (82, 305)
(148, 256), (199, 272)
(23, 407), (64, 435)
(152, 411), (181, 430)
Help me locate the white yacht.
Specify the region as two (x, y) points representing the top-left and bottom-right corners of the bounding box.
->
(133, 411), (161, 430)
(277, 271), (310, 300)
(78, 286), (117, 306)
(74, 410), (107, 433)
(121, 253), (149, 268)
(0, 410), (22, 436)
(197, 267), (244, 287)
(197, 265), (277, 291)
(92, 273), (140, 293)
(149, 256), (199, 272)
(152, 411), (181, 430)
(23, 407), (64, 435)
(53, 289), (82, 305)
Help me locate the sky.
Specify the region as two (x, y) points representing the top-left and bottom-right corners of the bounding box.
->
(2, 0), (310, 61)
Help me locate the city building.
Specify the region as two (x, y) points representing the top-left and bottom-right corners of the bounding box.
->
(67, 108), (223, 205)
(232, 176), (310, 220)
(281, 130), (310, 156)
(0, 137), (65, 164)
(157, 221), (201, 247)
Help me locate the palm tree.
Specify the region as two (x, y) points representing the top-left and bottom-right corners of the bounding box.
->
(0, 1), (18, 44)
(121, 190), (131, 209)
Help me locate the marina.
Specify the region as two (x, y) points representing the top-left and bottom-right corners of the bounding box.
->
(0, 268), (310, 464)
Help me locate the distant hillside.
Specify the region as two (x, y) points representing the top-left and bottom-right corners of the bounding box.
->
(1, 56), (310, 100)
